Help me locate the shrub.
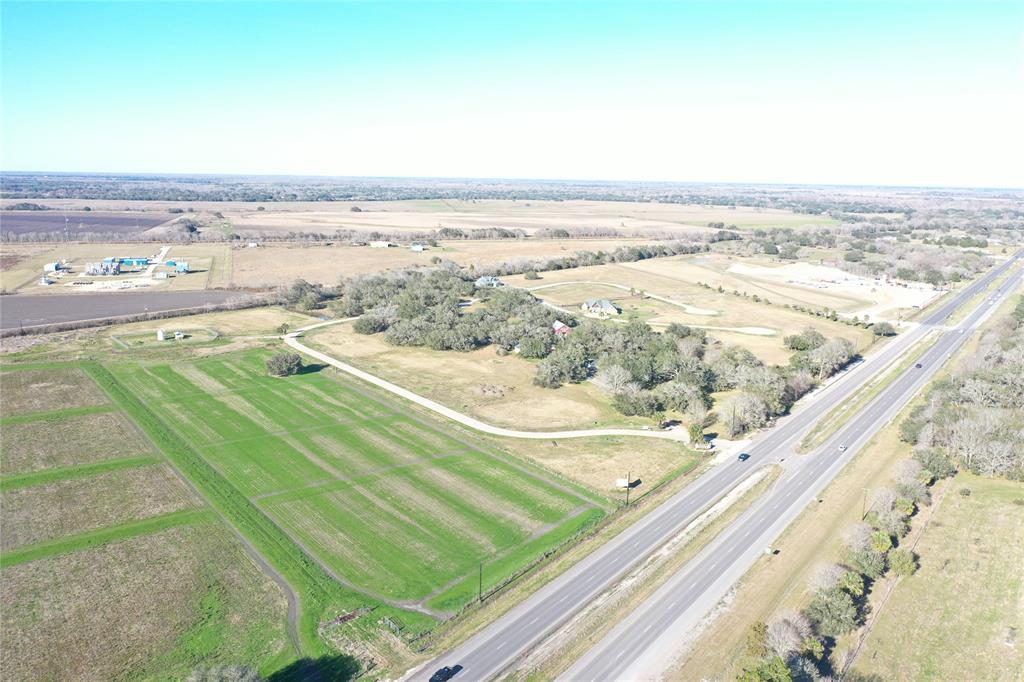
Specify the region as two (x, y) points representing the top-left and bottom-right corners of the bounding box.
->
(353, 315), (389, 334)
(806, 587), (859, 637)
(266, 352), (302, 377)
(888, 548), (918, 576)
(524, 270), (540, 280)
(872, 321), (897, 336)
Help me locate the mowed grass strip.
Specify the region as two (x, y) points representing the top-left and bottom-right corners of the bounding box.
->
(105, 350), (600, 612)
(0, 508), (214, 567)
(0, 455), (161, 491)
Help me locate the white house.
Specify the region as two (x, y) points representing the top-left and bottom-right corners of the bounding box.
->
(582, 299), (620, 316)
(475, 275), (504, 288)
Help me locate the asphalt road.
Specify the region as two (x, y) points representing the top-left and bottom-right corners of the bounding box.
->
(412, 250), (1022, 682)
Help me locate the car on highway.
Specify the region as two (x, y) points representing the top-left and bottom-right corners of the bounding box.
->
(737, 452), (751, 461)
(915, 363), (922, 368)
(838, 444), (848, 451)
(429, 665), (463, 682)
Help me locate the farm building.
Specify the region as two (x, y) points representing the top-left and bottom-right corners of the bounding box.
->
(552, 320), (572, 336)
(370, 241), (394, 248)
(120, 257), (150, 267)
(410, 243), (427, 252)
(475, 275), (504, 289)
(157, 330), (166, 341)
(42, 262), (67, 273)
(582, 299), (620, 316)
(86, 261), (121, 275)
(175, 262), (190, 273)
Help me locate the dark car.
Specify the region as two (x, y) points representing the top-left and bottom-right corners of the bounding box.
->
(430, 665), (464, 682)
(737, 452), (751, 461)
(915, 363), (922, 369)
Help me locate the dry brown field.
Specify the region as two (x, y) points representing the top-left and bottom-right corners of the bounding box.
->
(0, 198), (836, 235)
(309, 322), (644, 431)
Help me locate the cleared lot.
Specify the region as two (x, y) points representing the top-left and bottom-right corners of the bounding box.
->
(0, 210), (172, 235)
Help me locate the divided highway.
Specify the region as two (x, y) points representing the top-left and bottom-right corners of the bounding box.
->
(567, 257), (1023, 679)
(412, 250), (1023, 681)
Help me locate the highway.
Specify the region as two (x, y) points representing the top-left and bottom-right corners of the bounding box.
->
(411, 250), (1022, 682)
(565, 256), (1023, 680)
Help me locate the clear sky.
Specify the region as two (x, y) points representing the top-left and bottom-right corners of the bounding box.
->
(2, 1), (1022, 187)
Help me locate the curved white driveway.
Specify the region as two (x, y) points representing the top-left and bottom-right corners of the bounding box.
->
(284, 322), (687, 442)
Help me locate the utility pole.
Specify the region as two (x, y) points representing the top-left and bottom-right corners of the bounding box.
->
(478, 562), (483, 603)
(625, 470), (632, 507)
(862, 487), (870, 519)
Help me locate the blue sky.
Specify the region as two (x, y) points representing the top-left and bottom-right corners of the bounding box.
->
(2, 1), (1022, 186)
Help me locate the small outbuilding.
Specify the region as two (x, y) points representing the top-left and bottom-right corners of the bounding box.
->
(157, 329), (166, 341)
(370, 241), (394, 249)
(552, 320), (571, 337)
(175, 262), (190, 273)
(410, 243), (427, 252)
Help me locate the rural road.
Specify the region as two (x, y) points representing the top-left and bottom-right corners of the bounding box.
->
(407, 250), (1023, 681)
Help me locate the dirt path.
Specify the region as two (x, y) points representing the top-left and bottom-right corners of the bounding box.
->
(285, 325), (688, 443)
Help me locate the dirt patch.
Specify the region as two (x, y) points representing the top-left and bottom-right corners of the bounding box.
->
(0, 410), (154, 475)
(0, 367), (108, 415)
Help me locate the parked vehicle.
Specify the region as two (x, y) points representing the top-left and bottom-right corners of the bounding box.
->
(737, 452), (751, 461)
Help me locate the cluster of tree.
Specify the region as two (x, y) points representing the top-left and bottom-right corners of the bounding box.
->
(344, 270), (567, 354)
(2, 202), (49, 210)
(898, 297), (1024, 480)
(740, 456), (938, 681)
(714, 336), (855, 437)
(266, 352), (303, 377)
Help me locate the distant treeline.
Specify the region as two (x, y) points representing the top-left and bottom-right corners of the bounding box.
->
(7, 173), (1020, 216)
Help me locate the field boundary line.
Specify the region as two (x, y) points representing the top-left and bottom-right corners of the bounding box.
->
(0, 455), (163, 491)
(0, 402), (115, 425)
(0, 507), (215, 567)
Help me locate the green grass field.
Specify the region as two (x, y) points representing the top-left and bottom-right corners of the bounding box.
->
(106, 350), (602, 613)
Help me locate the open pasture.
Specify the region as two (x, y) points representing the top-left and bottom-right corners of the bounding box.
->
(1, 198), (835, 235)
(310, 322), (646, 431)
(230, 237), (659, 288)
(106, 350), (601, 612)
(852, 473), (1024, 681)
(1, 522), (289, 681)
